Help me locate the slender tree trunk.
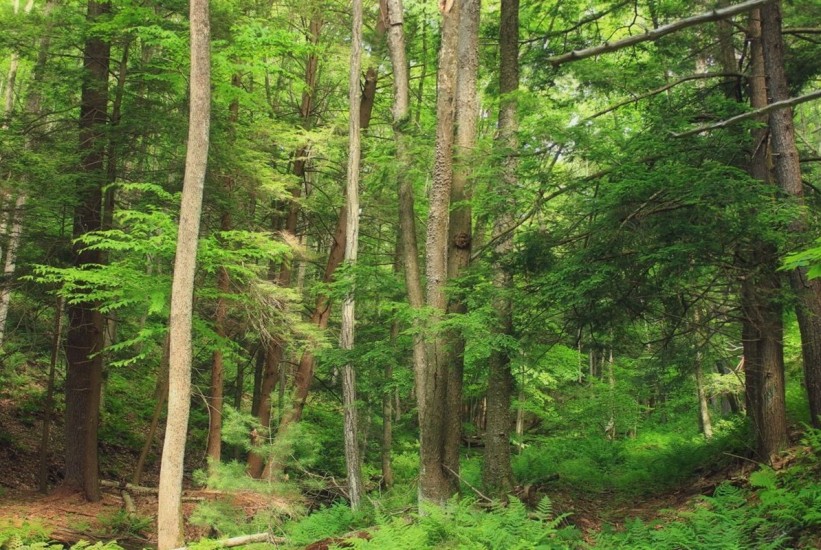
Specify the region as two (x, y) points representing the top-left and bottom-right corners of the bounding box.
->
(760, 1), (821, 428)
(133, 337), (170, 486)
(339, 0), (364, 509)
(695, 355), (713, 439)
(38, 297), (64, 493)
(157, 0), (211, 543)
(0, 193), (25, 345)
(482, 0), (518, 497)
(63, 0), (111, 502)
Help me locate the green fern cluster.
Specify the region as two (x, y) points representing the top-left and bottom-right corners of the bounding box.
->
(337, 497), (577, 550)
(0, 521), (124, 550)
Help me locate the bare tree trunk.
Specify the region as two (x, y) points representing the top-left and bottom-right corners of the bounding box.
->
(482, 0), (518, 497)
(760, 1), (821, 429)
(63, 0), (110, 502)
(740, 10), (788, 461)
(441, 0), (480, 485)
(419, 0), (460, 505)
(38, 297), (64, 493)
(133, 337), (170, 486)
(695, 355), (713, 439)
(0, 193), (25, 345)
(384, 0), (427, 430)
(157, 0), (210, 543)
(339, 0), (364, 510)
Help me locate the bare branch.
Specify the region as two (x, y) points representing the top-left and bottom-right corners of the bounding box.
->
(673, 89), (821, 138)
(586, 72), (743, 120)
(548, 0), (773, 67)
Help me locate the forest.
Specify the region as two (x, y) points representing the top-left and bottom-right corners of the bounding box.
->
(1, 0), (821, 547)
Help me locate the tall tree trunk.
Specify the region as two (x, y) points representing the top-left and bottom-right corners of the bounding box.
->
(157, 0), (211, 543)
(760, 1), (821, 428)
(63, 0), (110, 502)
(419, 0), (460, 505)
(339, 0), (364, 508)
(482, 0), (518, 497)
(741, 10), (788, 461)
(441, 0), (480, 484)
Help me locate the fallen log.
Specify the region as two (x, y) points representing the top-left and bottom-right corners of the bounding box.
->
(172, 532), (287, 549)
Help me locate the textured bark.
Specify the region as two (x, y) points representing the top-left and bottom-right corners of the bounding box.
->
(384, 0), (427, 424)
(0, 193), (26, 345)
(63, 0), (110, 502)
(339, 0), (364, 509)
(760, 1), (821, 428)
(482, 0), (518, 497)
(441, 0), (480, 484)
(740, 10), (788, 462)
(419, 0), (460, 505)
(157, 0), (210, 544)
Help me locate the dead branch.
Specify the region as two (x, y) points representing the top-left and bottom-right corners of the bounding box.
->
(172, 532), (286, 549)
(121, 490), (136, 516)
(673, 89), (821, 137)
(548, 0), (772, 66)
(587, 72), (743, 120)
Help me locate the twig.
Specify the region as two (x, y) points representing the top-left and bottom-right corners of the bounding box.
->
(722, 452), (765, 466)
(442, 465), (493, 503)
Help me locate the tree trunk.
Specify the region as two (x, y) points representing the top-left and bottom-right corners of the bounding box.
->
(482, 0), (518, 498)
(38, 297), (64, 493)
(0, 193), (25, 345)
(419, 0), (460, 506)
(339, 0), (364, 510)
(63, 0), (111, 502)
(133, 337), (170, 486)
(740, 10), (788, 462)
(759, 1), (821, 428)
(695, 355), (713, 439)
(157, 0), (210, 543)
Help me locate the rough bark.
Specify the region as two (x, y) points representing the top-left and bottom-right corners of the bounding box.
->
(384, 0), (427, 424)
(441, 0), (480, 485)
(760, 0), (821, 428)
(740, 10), (788, 462)
(63, 0), (110, 502)
(695, 355), (714, 439)
(419, 0), (460, 505)
(157, 0), (211, 544)
(482, 0), (518, 497)
(0, 193), (26, 345)
(339, 0), (364, 509)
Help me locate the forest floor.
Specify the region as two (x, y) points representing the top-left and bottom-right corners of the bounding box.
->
(0, 396), (757, 548)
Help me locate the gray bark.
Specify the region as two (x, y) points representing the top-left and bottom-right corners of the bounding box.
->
(157, 0), (211, 544)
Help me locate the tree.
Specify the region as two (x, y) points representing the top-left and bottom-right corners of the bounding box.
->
(157, 0), (211, 544)
(63, 0), (110, 501)
(483, 0), (518, 497)
(339, 0), (365, 510)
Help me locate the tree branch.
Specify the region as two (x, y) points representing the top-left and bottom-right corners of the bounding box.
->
(586, 72), (743, 120)
(548, 0), (773, 66)
(672, 89), (821, 138)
